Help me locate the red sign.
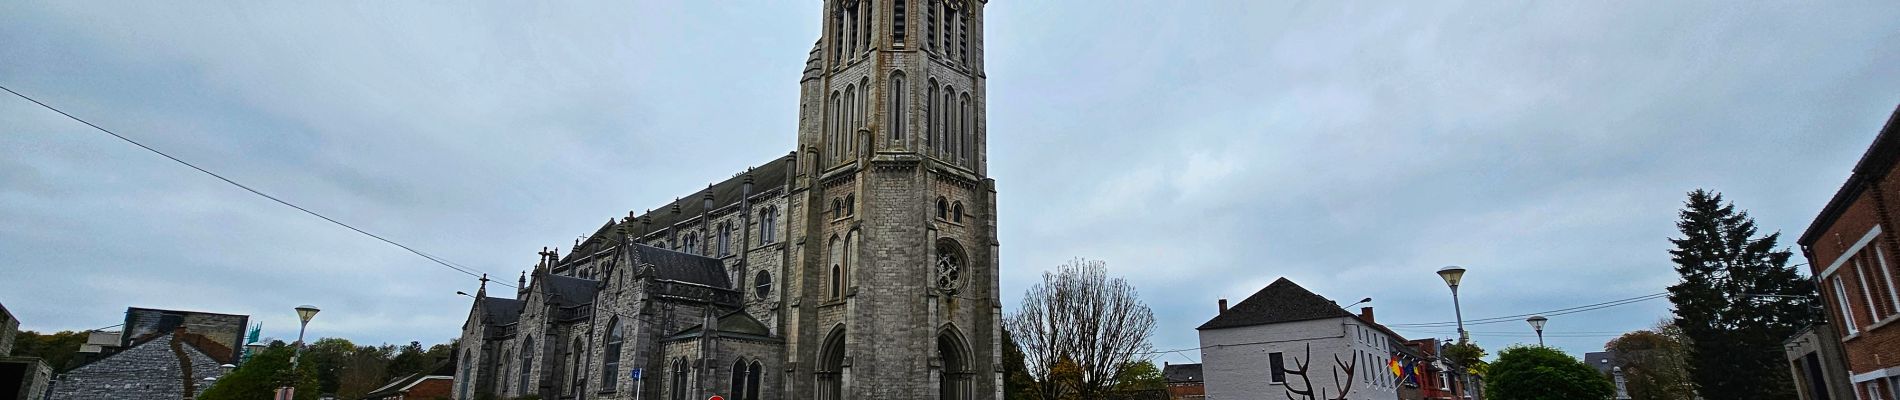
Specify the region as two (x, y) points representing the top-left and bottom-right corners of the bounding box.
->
(709, 396), (725, 400)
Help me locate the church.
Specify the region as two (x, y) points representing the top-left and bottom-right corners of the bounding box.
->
(455, 1), (1001, 399)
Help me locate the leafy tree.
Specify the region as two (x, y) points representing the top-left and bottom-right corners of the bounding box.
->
(1005, 258), (1157, 400)
(1485, 346), (1613, 400)
(1441, 341), (1489, 376)
(386, 341), (432, 378)
(337, 344), (395, 399)
(199, 343), (318, 400)
(1605, 321), (1696, 400)
(303, 338), (357, 395)
(9, 330), (88, 370)
(1111, 360), (1164, 392)
(1666, 190), (1818, 400)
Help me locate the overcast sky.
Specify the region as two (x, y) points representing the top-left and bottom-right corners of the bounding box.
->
(2, 2), (1897, 361)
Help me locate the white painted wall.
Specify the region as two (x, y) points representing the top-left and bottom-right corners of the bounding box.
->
(1199, 317), (1400, 400)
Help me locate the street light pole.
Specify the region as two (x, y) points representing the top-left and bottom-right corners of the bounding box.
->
(1526, 315), (1548, 346)
(284, 305), (320, 400)
(1437, 266), (1472, 400)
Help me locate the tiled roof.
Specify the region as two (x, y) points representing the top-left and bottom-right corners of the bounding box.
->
(1197, 278), (1353, 330)
(1163, 363), (1203, 383)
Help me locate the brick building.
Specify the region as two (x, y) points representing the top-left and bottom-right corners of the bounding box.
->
(1798, 105), (1900, 399)
(365, 357), (456, 400)
(1161, 362), (1203, 400)
(455, 1), (1003, 399)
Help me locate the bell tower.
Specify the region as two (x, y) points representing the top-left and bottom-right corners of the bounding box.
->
(787, 0), (999, 399)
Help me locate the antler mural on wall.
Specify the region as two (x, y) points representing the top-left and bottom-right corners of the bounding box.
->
(1282, 343), (1358, 400)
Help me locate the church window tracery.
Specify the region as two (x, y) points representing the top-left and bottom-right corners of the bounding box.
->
(756, 270), (773, 299)
(935, 242), (964, 292)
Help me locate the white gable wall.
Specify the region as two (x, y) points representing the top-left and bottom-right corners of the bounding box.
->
(1199, 317), (1399, 400)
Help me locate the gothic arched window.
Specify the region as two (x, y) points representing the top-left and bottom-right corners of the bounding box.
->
(731, 359), (748, 399)
(961, 92), (973, 161)
(746, 361), (764, 400)
(942, 86), (955, 158)
(936, 197), (949, 219)
(603, 317), (624, 386)
(671, 358), (690, 400)
(760, 206), (778, 244)
(831, 264), (843, 299)
(717, 221), (733, 257)
(829, 91), (842, 162)
(891, 74), (907, 143)
(952, 201), (965, 223)
(845, 193), (857, 216)
(519, 336), (535, 395)
(844, 85), (857, 158)
(569, 338), (584, 395)
(926, 80), (938, 150)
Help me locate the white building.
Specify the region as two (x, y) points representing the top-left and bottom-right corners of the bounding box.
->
(1197, 278), (1404, 400)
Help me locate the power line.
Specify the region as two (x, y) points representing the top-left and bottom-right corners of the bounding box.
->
(1, 84), (514, 290)
(1384, 292), (1668, 327)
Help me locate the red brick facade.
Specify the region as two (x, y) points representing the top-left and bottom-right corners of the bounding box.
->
(1799, 105), (1900, 398)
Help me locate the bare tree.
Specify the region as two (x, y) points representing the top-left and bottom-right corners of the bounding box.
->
(1283, 343), (1356, 400)
(1005, 258), (1157, 400)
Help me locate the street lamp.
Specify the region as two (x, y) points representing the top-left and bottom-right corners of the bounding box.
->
(1527, 315), (1548, 346)
(1436, 266), (1468, 342)
(1436, 265), (1472, 400)
(286, 305), (319, 399)
(1343, 297), (1373, 309)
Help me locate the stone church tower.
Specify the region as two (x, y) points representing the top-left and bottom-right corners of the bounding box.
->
(787, 0), (999, 399)
(455, 2), (998, 399)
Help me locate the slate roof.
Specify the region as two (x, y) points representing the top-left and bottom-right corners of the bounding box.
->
(1198, 278), (1354, 330)
(540, 274), (601, 308)
(1584, 351), (1616, 375)
(564, 155), (793, 262)
(480, 297), (524, 326)
(1163, 363), (1203, 384)
(630, 243), (733, 289)
(666, 310), (777, 342)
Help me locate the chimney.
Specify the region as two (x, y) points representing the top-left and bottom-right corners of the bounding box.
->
(1360, 307), (1375, 323)
(1217, 298), (1229, 314)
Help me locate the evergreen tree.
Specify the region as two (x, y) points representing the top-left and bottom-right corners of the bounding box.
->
(1000, 327), (1037, 400)
(1666, 189), (1819, 400)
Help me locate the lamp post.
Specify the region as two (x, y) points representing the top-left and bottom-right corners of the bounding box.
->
(283, 305), (319, 400)
(1436, 266), (1469, 342)
(1437, 266), (1472, 400)
(1526, 315), (1548, 346)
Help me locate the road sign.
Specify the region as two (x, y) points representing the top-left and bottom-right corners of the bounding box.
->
(630, 368), (643, 380)
(709, 396), (724, 400)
